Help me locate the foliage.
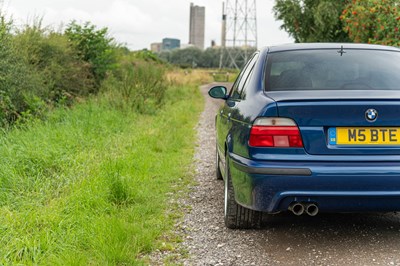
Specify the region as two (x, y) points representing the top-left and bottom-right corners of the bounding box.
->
(103, 59), (168, 114)
(0, 80), (202, 264)
(14, 23), (95, 103)
(0, 15), (178, 127)
(0, 17), (100, 127)
(0, 10), (209, 264)
(65, 21), (116, 87)
(159, 47), (256, 69)
(199, 47), (222, 68)
(212, 71), (239, 82)
(161, 46), (203, 68)
(0, 11), (210, 265)
(132, 49), (164, 63)
(273, 0), (350, 42)
(166, 69), (214, 87)
(340, 0), (400, 46)
(0, 17), (47, 126)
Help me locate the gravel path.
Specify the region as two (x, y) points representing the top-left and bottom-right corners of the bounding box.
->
(151, 83), (400, 266)
(176, 83), (270, 265)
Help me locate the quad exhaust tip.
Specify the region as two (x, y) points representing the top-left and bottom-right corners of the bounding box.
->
(305, 203), (319, 216)
(288, 202), (305, 216)
(288, 202), (319, 216)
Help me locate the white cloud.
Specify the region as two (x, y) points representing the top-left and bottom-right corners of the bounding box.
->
(92, 1), (152, 33)
(3, 0), (293, 50)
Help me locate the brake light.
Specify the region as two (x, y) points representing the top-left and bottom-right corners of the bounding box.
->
(249, 118), (303, 148)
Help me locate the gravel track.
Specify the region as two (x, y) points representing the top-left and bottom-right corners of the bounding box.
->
(151, 83), (400, 266)
(176, 83), (270, 265)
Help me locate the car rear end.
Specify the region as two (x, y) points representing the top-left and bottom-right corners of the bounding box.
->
(231, 44), (400, 215)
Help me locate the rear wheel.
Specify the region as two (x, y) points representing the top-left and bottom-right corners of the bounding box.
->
(215, 145), (223, 180)
(224, 155), (261, 229)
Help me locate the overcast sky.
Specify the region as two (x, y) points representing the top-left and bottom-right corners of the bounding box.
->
(3, 0), (293, 50)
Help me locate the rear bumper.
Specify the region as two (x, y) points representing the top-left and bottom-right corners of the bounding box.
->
(229, 153), (400, 213)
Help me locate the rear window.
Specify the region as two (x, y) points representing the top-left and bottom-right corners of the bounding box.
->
(265, 49), (400, 91)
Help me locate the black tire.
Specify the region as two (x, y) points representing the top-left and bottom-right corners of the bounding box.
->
(216, 145), (223, 180)
(224, 155), (262, 229)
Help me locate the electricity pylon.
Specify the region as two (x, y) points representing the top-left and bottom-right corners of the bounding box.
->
(219, 0), (258, 69)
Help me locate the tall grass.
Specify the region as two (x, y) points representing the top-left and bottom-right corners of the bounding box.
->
(166, 69), (214, 87)
(0, 14), (205, 264)
(0, 80), (202, 264)
(103, 58), (168, 114)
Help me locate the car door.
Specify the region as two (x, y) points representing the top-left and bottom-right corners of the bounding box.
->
(217, 53), (259, 159)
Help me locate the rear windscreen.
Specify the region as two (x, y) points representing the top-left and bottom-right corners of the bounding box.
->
(265, 49), (400, 91)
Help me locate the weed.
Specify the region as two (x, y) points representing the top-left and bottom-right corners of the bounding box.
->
(0, 13), (205, 264)
(0, 80), (203, 264)
(102, 59), (168, 114)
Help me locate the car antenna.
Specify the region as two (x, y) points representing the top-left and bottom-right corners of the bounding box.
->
(338, 45), (346, 56)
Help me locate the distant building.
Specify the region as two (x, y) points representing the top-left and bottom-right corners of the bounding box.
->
(162, 38), (181, 51)
(189, 3), (205, 50)
(150, 42), (162, 53)
(181, 43), (196, 49)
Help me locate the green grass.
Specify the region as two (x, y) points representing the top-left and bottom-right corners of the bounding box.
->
(0, 84), (203, 265)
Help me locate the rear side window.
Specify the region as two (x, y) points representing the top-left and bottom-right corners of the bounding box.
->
(266, 49), (400, 91)
(230, 53), (259, 99)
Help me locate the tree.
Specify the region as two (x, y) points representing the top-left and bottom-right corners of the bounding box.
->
(170, 47), (203, 68)
(198, 48), (221, 68)
(65, 21), (116, 87)
(340, 0), (400, 46)
(273, 0), (350, 42)
(158, 47), (256, 69)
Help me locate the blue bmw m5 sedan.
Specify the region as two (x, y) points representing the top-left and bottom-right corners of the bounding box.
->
(209, 43), (400, 229)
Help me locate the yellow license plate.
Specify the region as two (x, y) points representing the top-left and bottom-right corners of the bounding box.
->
(328, 127), (400, 145)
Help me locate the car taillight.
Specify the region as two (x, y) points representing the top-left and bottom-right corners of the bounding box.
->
(249, 118), (303, 148)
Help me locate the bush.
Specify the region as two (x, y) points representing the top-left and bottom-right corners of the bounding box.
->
(0, 16), (169, 127)
(14, 23), (95, 103)
(132, 49), (163, 63)
(65, 21), (116, 88)
(0, 17), (46, 126)
(103, 59), (168, 114)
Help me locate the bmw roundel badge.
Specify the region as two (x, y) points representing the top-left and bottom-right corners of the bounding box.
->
(365, 109), (378, 122)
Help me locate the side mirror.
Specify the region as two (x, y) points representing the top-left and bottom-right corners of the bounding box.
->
(208, 86), (228, 100)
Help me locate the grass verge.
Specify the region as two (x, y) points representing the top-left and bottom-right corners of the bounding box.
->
(0, 83), (202, 264)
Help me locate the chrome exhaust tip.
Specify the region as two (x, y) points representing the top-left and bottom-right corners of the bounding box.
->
(305, 203), (319, 216)
(288, 202), (305, 216)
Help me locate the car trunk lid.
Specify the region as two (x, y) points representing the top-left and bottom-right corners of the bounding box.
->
(266, 90), (400, 155)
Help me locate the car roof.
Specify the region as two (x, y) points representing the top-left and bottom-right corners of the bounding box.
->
(262, 43), (400, 53)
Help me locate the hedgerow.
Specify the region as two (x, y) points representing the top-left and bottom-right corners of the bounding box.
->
(0, 15), (168, 127)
